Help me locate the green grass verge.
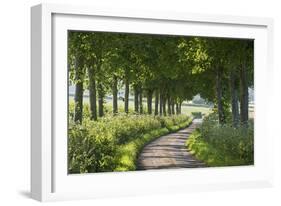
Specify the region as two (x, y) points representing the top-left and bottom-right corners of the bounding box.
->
(186, 130), (252, 167)
(115, 119), (192, 171)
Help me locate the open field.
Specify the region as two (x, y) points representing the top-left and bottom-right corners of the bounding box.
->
(69, 96), (254, 118)
(68, 96), (213, 117)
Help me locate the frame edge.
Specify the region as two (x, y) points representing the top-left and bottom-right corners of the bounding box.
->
(30, 3), (275, 201)
(31, 4), (43, 201)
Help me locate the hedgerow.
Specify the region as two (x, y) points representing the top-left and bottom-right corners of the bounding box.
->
(68, 113), (192, 173)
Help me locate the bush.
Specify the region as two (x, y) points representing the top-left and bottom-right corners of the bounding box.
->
(68, 101), (91, 120)
(98, 114), (162, 144)
(186, 114), (254, 166)
(156, 115), (190, 130)
(68, 113), (192, 173)
(68, 120), (118, 173)
(191, 112), (202, 118)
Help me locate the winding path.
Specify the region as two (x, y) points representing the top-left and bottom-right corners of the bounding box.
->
(137, 119), (206, 170)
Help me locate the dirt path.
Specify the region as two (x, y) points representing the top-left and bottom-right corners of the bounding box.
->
(137, 119), (206, 170)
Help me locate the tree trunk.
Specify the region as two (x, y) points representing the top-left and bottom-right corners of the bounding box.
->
(97, 82), (104, 117)
(179, 101), (182, 114)
(124, 74), (129, 114)
(112, 74), (118, 114)
(163, 96), (167, 116)
(240, 63), (249, 125)
(95, 57), (104, 118)
(74, 55), (84, 123)
(230, 70), (239, 127)
(139, 87), (143, 114)
(159, 92), (163, 116)
(147, 89), (153, 114)
(154, 89), (159, 115)
(171, 98), (175, 115)
(216, 66), (224, 124)
(176, 103), (179, 115)
(88, 66), (97, 121)
(134, 85), (139, 113)
(167, 95), (171, 116)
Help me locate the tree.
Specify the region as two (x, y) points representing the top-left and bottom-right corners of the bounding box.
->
(229, 69), (239, 127)
(112, 74), (118, 114)
(88, 65), (97, 120)
(68, 32), (88, 123)
(238, 40), (254, 125)
(154, 89), (159, 115)
(68, 30), (254, 127)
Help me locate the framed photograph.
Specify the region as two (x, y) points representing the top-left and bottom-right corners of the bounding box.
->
(31, 3), (274, 201)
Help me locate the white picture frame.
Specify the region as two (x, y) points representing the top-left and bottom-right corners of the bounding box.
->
(31, 3), (274, 202)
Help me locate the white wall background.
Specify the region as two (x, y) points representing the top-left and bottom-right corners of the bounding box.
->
(0, 0), (280, 205)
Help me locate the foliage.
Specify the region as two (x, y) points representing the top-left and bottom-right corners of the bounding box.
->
(67, 30), (254, 173)
(186, 114), (254, 166)
(69, 113), (192, 173)
(68, 120), (117, 173)
(68, 31), (254, 125)
(191, 112), (202, 118)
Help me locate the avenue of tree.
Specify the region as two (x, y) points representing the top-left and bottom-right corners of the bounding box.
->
(68, 31), (253, 127)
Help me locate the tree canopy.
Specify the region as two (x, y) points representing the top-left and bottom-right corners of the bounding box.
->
(68, 31), (254, 127)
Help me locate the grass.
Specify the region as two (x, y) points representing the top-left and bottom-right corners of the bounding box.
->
(115, 128), (169, 171)
(185, 114), (254, 167)
(181, 105), (211, 116)
(68, 97), (212, 117)
(115, 119), (192, 171)
(186, 130), (250, 166)
(68, 108), (193, 173)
